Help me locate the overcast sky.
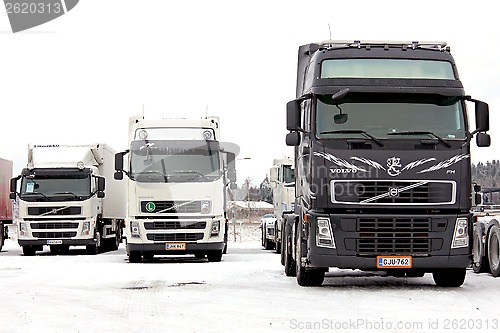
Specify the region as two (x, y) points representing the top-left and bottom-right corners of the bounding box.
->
(1, 0), (499, 185)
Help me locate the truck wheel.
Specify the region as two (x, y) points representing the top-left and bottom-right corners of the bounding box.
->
(473, 227), (489, 273)
(0, 223), (4, 251)
(109, 228), (121, 251)
(274, 240), (281, 254)
(207, 250), (223, 262)
(284, 230), (296, 276)
(128, 251), (142, 263)
(22, 246), (36, 256)
(142, 253), (154, 261)
(432, 268), (466, 287)
(194, 253), (206, 259)
(86, 244), (98, 255)
(295, 236), (324, 287)
(487, 225), (500, 277)
(50, 245), (61, 254)
(264, 238), (274, 250)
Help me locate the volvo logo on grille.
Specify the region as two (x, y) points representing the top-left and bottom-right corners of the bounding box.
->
(388, 187), (400, 197)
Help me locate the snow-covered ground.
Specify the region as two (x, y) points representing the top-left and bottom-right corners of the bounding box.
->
(1, 224), (499, 333)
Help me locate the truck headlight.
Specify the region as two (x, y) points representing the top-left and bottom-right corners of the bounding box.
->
(130, 221), (141, 238)
(316, 218), (335, 248)
(452, 218), (469, 249)
(201, 200), (211, 214)
(210, 220), (220, 237)
(81, 222), (91, 236)
(19, 222), (27, 236)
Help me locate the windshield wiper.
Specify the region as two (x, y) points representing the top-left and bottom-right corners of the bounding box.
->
(320, 130), (384, 147)
(23, 191), (49, 199)
(387, 131), (451, 148)
(54, 191), (80, 198)
(173, 170), (206, 178)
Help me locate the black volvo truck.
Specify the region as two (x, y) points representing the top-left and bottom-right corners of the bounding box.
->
(282, 40), (491, 287)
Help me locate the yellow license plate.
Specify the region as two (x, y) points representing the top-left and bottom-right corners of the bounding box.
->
(376, 256), (412, 268)
(165, 242), (186, 250)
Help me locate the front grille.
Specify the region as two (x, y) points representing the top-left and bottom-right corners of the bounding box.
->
(28, 206), (82, 216)
(146, 233), (204, 242)
(32, 232), (77, 238)
(30, 222), (79, 229)
(144, 221), (207, 230)
(357, 217), (432, 254)
(332, 180), (454, 205)
(140, 201), (201, 214)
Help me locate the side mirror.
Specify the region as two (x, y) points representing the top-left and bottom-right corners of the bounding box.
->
(286, 132), (300, 146)
(229, 182), (237, 190)
(270, 182), (277, 189)
(270, 166), (278, 182)
(227, 170), (237, 183)
(114, 171), (123, 180)
(97, 177), (106, 191)
(115, 151), (126, 172)
(473, 184), (481, 192)
(9, 192), (16, 200)
(474, 193), (482, 206)
(476, 133), (491, 147)
(475, 101), (489, 132)
(97, 191), (105, 198)
(10, 177), (18, 194)
(286, 100), (301, 131)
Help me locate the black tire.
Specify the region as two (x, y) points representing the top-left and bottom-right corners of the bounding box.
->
(284, 230), (296, 276)
(207, 250), (223, 262)
(473, 227), (489, 273)
(280, 226), (286, 266)
(264, 237), (274, 250)
(22, 246), (36, 256)
(0, 224), (4, 252)
(487, 225), (500, 277)
(86, 244), (98, 255)
(432, 268), (466, 287)
(223, 224), (228, 254)
(295, 235), (324, 287)
(50, 245), (61, 254)
(128, 251), (142, 263)
(194, 253), (206, 259)
(274, 240), (281, 254)
(109, 228), (122, 251)
(274, 222), (281, 254)
(142, 253), (154, 261)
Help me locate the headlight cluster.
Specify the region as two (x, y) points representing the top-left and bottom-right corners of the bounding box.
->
(130, 221), (141, 238)
(316, 218), (335, 248)
(452, 218), (468, 249)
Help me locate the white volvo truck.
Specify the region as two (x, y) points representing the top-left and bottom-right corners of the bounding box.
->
(114, 116), (236, 263)
(10, 144), (126, 255)
(267, 158), (295, 255)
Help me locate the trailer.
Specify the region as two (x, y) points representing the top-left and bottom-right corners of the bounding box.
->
(10, 144), (126, 255)
(0, 158), (13, 251)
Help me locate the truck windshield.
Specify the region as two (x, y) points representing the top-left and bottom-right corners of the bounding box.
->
(130, 140), (221, 183)
(20, 173), (91, 200)
(315, 94), (466, 140)
(283, 165), (295, 186)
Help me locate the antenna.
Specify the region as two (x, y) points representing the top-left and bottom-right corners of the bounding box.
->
(328, 23), (332, 40)
(142, 104), (145, 119)
(205, 105), (208, 119)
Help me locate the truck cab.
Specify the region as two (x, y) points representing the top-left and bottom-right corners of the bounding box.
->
(10, 144), (125, 255)
(115, 116), (236, 262)
(283, 40), (490, 287)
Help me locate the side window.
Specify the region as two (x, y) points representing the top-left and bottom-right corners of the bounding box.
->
(301, 99), (311, 131)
